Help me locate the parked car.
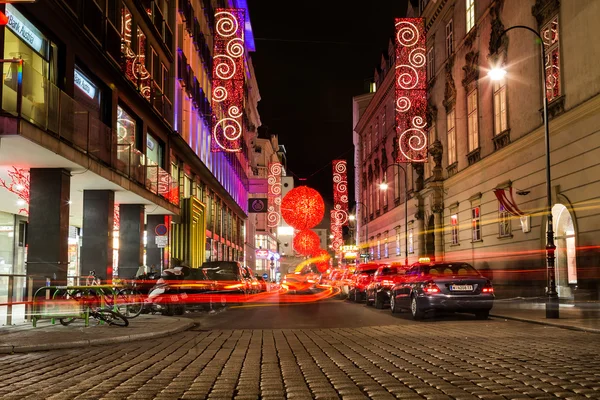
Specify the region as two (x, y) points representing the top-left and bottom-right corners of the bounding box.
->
(255, 275), (268, 292)
(365, 264), (408, 308)
(146, 267), (213, 315)
(389, 260), (495, 320)
(201, 261), (250, 306)
(349, 263), (383, 302)
(281, 272), (316, 294)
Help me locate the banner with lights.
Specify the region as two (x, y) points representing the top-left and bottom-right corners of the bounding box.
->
(267, 162), (282, 228)
(211, 8), (245, 152)
(332, 160), (349, 227)
(395, 18), (427, 163)
(330, 210), (343, 255)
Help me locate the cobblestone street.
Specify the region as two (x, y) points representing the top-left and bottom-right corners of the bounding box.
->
(1, 301), (599, 399)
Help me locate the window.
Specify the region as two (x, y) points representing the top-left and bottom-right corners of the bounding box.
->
(467, 89), (479, 151)
(419, 0), (429, 14)
(161, 63), (169, 97)
(445, 20), (453, 57)
(369, 182), (373, 216)
(374, 121), (379, 144)
(382, 107), (386, 134)
(541, 15), (561, 102)
(367, 129), (372, 154)
(369, 238), (374, 259)
(393, 167), (400, 201)
(362, 135), (367, 161)
(408, 227), (414, 253)
(382, 172), (388, 208)
(146, 132), (164, 168)
(384, 233), (389, 258)
(499, 203), (511, 237)
(472, 206), (481, 241)
(466, 0), (475, 33)
(426, 120), (436, 178)
(447, 109), (456, 165)
(375, 178), (380, 211)
(137, 28), (146, 62)
(377, 238), (381, 259)
(395, 229), (401, 256)
(427, 47), (435, 80)
(151, 47), (160, 83)
(493, 79), (507, 134)
(451, 214), (459, 245)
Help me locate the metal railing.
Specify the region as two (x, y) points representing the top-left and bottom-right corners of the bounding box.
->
(0, 274), (50, 326)
(0, 59), (179, 206)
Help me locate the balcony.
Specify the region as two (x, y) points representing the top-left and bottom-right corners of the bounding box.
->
(0, 59), (178, 206)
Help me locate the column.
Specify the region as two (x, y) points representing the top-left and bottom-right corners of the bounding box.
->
(146, 214), (166, 272)
(80, 190), (114, 280)
(434, 211), (443, 262)
(27, 169), (71, 288)
(118, 204), (144, 279)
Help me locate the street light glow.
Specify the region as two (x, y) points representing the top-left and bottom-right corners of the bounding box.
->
(488, 67), (507, 81)
(348, 214), (356, 221)
(379, 182), (389, 190)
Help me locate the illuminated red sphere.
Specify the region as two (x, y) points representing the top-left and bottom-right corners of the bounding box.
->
(312, 249), (331, 273)
(293, 229), (321, 256)
(281, 186), (324, 230)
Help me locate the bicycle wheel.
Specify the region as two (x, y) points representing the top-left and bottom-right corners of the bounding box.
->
(116, 288), (144, 318)
(93, 309), (129, 327)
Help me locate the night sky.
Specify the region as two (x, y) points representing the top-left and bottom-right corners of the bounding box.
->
(246, 1), (408, 208)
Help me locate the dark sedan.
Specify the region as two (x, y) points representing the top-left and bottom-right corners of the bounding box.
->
(390, 261), (494, 320)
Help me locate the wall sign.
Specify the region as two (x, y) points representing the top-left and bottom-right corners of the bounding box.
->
(74, 69), (97, 100)
(5, 4), (47, 57)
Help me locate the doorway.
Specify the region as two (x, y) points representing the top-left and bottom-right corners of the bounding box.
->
(552, 203), (577, 299)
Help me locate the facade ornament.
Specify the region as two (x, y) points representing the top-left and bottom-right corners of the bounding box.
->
(443, 57), (456, 111)
(373, 159), (380, 179)
(381, 148), (388, 171)
(429, 139), (444, 181)
(414, 163), (424, 192)
(489, 0), (507, 56)
(367, 165), (373, 182)
(462, 51), (479, 88)
(426, 102), (437, 127)
(464, 26), (478, 49)
(532, 0), (560, 28)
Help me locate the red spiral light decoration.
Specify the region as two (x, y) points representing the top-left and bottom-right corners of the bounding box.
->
(281, 186), (324, 230)
(293, 230), (321, 256)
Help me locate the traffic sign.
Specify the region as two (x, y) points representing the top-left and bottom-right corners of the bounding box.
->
(262, 273), (268, 280)
(155, 224), (168, 236)
(155, 236), (168, 248)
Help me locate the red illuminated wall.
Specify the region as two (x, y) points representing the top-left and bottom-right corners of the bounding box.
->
(211, 8), (245, 152)
(267, 162), (282, 228)
(395, 18), (428, 163)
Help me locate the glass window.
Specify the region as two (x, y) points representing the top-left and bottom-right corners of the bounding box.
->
(467, 89), (479, 151)
(395, 230), (401, 256)
(377, 239), (381, 260)
(382, 172), (388, 208)
(427, 46), (435, 80)
(408, 227), (414, 254)
(472, 206), (481, 241)
(466, 0), (475, 32)
(146, 133), (164, 167)
(493, 79), (507, 134)
(121, 4), (132, 48)
(384, 233), (389, 258)
(451, 213), (459, 245)
(446, 19), (453, 57)
(117, 106), (136, 145)
(0, 212), (15, 275)
(447, 109), (456, 165)
(541, 15), (561, 102)
(499, 203), (511, 237)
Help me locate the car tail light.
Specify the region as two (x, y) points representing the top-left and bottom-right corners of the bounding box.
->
(424, 282), (440, 294)
(482, 281), (494, 293)
(225, 283), (243, 289)
(382, 280), (393, 287)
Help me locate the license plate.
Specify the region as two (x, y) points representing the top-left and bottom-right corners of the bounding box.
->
(450, 284), (473, 291)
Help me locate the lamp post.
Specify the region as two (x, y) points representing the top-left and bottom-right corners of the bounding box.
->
(488, 25), (559, 319)
(380, 163), (409, 266)
(350, 201), (369, 261)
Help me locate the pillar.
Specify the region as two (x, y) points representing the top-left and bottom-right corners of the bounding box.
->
(146, 214), (166, 272)
(27, 168), (70, 288)
(80, 190), (114, 280)
(118, 204), (144, 278)
(434, 211), (443, 262)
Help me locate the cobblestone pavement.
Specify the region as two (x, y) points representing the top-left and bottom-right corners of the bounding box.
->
(1, 315), (599, 400)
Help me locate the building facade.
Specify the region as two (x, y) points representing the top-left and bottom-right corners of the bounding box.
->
(355, 0), (600, 300)
(0, 0), (261, 324)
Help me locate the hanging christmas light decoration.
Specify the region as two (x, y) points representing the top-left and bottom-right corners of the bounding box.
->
(293, 229), (321, 256)
(395, 18), (428, 163)
(267, 162), (282, 227)
(281, 186), (324, 230)
(330, 210), (343, 255)
(312, 249), (331, 273)
(332, 160), (348, 226)
(0, 167), (30, 215)
(211, 8), (246, 152)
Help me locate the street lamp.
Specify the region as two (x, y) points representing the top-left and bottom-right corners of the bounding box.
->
(488, 25), (559, 319)
(380, 163), (409, 266)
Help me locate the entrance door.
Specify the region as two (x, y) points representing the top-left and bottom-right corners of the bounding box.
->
(552, 204), (577, 299)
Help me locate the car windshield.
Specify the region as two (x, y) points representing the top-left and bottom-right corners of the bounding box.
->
(381, 267), (398, 275)
(200, 262), (239, 281)
(422, 263), (478, 276)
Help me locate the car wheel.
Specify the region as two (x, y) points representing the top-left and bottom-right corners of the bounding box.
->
(163, 303), (175, 316)
(390, 293), (400, 314)
(410, 295), (424, 320)
(348, 289), (355, 302)
(375, 293), (384, 309)
(475, 310), (490, 320)
(175, 304), (186, 315)
(354, 289), (361, 303)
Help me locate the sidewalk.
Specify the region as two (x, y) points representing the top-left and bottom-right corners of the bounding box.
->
(0, 314), (195, 354)
(0, 299), (598, 354)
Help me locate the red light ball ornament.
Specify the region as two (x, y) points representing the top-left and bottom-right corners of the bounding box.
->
(281, 186), (324, 230)
(312, 249), (330, 273)
(293, 230), (321, 256)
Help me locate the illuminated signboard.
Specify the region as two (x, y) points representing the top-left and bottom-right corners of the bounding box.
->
(395, 18), (428, 163)
(5, 4), (46, 57)
(256, 249), (269, 259)
(74, 69), (97, 100)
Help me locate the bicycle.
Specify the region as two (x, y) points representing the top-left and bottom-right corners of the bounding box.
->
(54, 288), (129, 327)
(86, 272), (144, 319)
